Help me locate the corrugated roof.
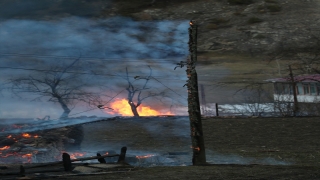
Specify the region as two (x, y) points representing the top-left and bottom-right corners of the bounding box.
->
(265, 74), (320, 83)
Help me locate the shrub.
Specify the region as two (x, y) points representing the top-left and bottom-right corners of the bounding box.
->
(209, 18), (229, 24)
(267, 5), (282, 12)
(247, 17), (263, 24)
(228, 0), (253, 5)
(233, 12), (246, 16)
(206, 18), (230, 29)
(264, 0), (278, 3)
(206, 23), (219, 30)
(254, 34), (266, 39)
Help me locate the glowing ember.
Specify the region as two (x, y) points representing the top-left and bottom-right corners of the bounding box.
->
(136, 154), (155, 159)
(22, 133), (31, 138)
(7, 135), (12, 139)
(12, 124), (22, 129)
(0, 146), (10, 150)
(21, 153), (33, 163)
(191, 146), (200, 151)
(69, 152), (86, 159)
(106, 98), (174, 116)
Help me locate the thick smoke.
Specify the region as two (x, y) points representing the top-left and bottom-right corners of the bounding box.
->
(0, 17), (189, 119)
(0, 17), (189, 59)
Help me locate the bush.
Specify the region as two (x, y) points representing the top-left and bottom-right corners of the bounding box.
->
(228, 0), (253, 5)
(247, 17), (263, 24)
(206, 23), (219, 30)
(206, 18), (230, 30)
(267, 5), (282, 12)
(264, 0), (278, 3)
(233, 11), (246, 16)
(209, 18), (229, 24)
(254, 34), (266, 39)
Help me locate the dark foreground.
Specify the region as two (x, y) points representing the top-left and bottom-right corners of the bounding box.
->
(1, 116), (320, 179)
(56, 165), (320, 180)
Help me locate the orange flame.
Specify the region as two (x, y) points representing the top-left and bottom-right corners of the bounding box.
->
(136, 154), (155, 159)
(106, 98), (174, 116)
(12, 124), (22, 129)
(69, 152), (86, 159)
(21, 153), (33, 163)
(22, 133), (31, 138)
(191, 146), (200, 151)
(0, 146), (10, 150)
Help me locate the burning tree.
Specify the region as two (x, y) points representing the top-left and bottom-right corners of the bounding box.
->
(124, 66), (164, 117)
(10, 58), (101, 119)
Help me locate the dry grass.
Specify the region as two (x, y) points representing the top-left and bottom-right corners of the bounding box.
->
(61, 116), (320, 179)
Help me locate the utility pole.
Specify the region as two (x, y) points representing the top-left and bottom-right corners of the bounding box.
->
(289, 65), (299, 116)
(174, 20), (206, 165)
(187, 20), (206, 165)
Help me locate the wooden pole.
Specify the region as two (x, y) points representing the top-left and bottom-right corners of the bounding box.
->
(97, 153), (107, 163)
(117, 146), (127, 164)
(62, 153), (72, 171)
(187, 20), (206, 165)
(289, 65), (299, 116)
(215, 103), (219, 117)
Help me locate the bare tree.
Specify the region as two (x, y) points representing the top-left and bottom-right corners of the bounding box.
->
(267, 16), (320, 76)
(10, 58), (101, 119)
(232, 82), (273, 116)
(124, 66), (164, 117)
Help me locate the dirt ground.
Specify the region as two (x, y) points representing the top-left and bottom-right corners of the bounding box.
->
(64, 116), (320, 180)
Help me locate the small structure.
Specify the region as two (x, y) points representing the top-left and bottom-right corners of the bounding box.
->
(266, 74), (320, 103)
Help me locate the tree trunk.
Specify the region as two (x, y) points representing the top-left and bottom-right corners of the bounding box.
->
(128, 101), (139, 117)
(57, 98), (71, 119)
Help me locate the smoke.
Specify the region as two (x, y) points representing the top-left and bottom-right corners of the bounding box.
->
(0, 17), (189, 59)
(0, 17), (190, 118)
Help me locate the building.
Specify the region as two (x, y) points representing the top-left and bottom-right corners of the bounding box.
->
(266, 74), (320, 103)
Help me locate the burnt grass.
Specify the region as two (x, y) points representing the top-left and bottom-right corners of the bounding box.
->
(71, 116), (320, 180)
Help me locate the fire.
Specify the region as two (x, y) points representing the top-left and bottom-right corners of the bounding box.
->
(34, 135), (39, 138)
(21, 153), (33, 163)
(12, 124), (22, 129)
(0, 133), (40, 164)
(191, 146), (200, 151)
(69, 152), (86, 159)
(22, 133), (31, 138)
(136, 154), (155, 159)
(0, 146), (10, 150)
(106, 99), (174, 116)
